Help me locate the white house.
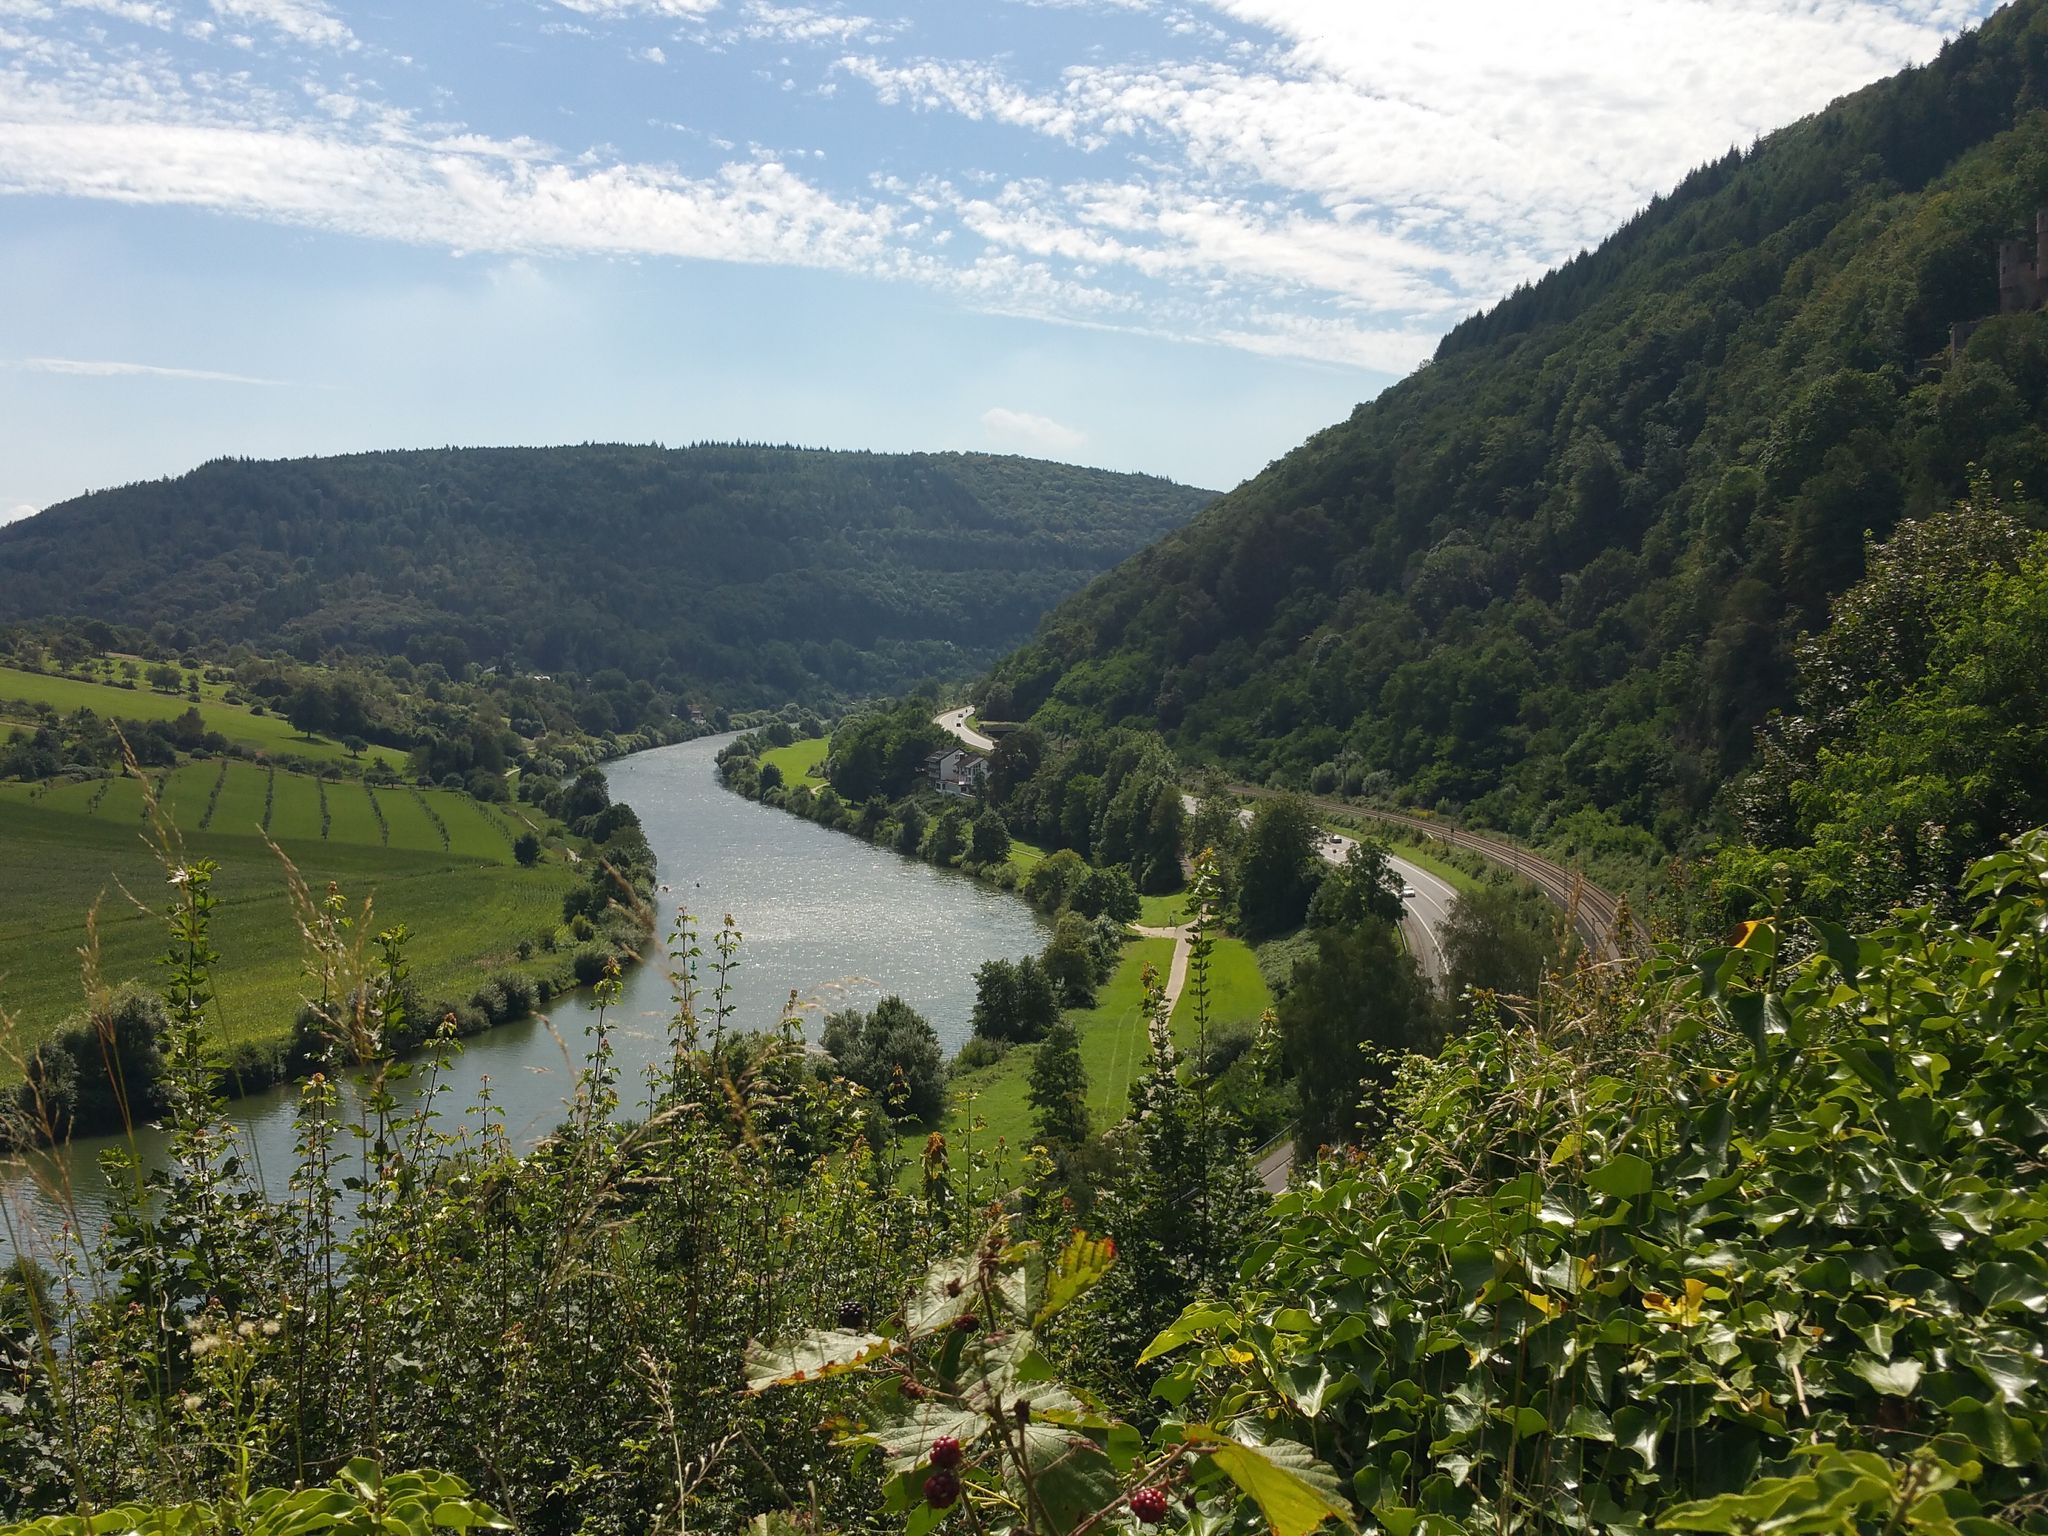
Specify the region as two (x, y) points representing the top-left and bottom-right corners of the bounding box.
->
(926, 748), (988, 799)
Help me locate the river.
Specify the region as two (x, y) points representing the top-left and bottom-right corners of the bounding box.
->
(0, 734), (1048, 1258)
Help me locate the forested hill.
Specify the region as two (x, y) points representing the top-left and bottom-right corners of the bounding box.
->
(0, 445), (1212, 703)
(982, 0), (2048, 861)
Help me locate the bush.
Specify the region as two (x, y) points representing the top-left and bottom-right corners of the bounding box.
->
(469, 979), (512, 1025)
(952, 1036), (1011, 1073)
(572, 945), (612, 987)
(493, 971), (539, 1019)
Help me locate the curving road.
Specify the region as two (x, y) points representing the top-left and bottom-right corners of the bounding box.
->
(934, 706), (994, 753)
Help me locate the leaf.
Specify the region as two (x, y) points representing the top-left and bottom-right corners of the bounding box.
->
(744, 1328), (893, 1392)
(865, 1404), (990, 1469)
(1015, 1424), (1123, 1534)
(1034, 1230), (1117, 1327)
(1849, 1356), (1923, 1397)
(1139, 1301), (1240, 1363)
(1186, 1429), (1356, 1536)
(1807, 915), (1866, 979)
(1585, 1153), (1655, 1200)
(1946, 1396), (2043, 1466)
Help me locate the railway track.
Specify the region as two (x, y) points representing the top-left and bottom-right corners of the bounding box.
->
(1229, 783), (1629, 961)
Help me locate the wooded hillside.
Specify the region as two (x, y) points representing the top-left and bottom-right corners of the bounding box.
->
(982, 0), (2048, 859)
(0, 445), (1213, 704)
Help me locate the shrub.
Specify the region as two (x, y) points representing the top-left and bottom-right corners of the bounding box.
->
(952, 1036), (1010, 1073)
(572, 945), (612, 987)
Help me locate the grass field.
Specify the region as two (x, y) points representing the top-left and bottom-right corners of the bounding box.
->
(1137, 888), (1191, 927)
(0, 772), (577, 1070)
(1171, 936), (1272, 1035)
(942, 936), (1175, 1168)
(760, 736), (829, 785)
(0, 663), (371, 767)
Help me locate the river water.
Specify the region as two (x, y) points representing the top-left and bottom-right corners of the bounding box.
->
(0, 734), (1048, 1258)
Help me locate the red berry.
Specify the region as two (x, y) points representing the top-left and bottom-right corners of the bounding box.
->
(951, 1312), (980, 1332)
(1130, 1486), (1169, 1524)
(929, 1435), (963, 1468)
(924, 1469), (961, 1509)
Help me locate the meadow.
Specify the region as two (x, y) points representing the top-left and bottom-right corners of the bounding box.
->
(0, 662), (368, 766)
(759, 735), (829, 785)
(0, 764), (575, 1068)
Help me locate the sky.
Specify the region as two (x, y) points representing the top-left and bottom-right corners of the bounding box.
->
(0, 0), (1997, 522)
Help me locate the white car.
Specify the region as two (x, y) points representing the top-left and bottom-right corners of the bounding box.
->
(1401, 885), (1418, 900)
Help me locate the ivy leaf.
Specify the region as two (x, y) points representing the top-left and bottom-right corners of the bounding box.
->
(1034, 1230), (1117, 1328)
(1186, 1429), (1356, 1535)
(1585, 1153), (1655, 1200)
(1946, 1396), (2044, 1466)
(743, 1329), (892, 1392)
(1849, 1356), (1923, 1397)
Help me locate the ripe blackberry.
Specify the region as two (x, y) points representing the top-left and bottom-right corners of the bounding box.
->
(836, 1300), (866, 1331)
(924, 1469), (961, 1509)
(1129, 1486), (1169, 1524)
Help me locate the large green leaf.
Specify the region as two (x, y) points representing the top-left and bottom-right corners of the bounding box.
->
(1034, 1230), (1117, 1327)
(1186, 1429), (1356, 1536)
(744, 1328), (893, 1391)
(1139, 1301), (1240, 1363)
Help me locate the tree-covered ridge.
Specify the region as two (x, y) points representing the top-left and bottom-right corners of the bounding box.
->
(982, 0), (2048, 859)
(0, 444), (1214, 705)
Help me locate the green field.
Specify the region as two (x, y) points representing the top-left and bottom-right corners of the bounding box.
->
(1137, 888), (1191, 927)
(0, 772), (577, 1069)
(943, 936), (1175, 1169)
(1170, 936), (1272, 1035)
(760, 736), (829, 785)
(0, 663), (365, 766)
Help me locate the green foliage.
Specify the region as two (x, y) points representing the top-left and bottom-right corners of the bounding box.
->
(821, 994), (948, 1123)
(830, 700), (949, 803)
(1438, 878), (1566, 1023)
(983, 10), (2048, 853)
(1232, 795), (1324, 940)
(1026, 1019), (1090, 1148)
(1148, 830), (2048, 1535)
(970, 955), (1060, 1044)
(1725, 483), (2048, 924)
(0, 1461), (509, 1535)
(0, 447), (1211, 706)
(970, 809), (1012, 867)
(1304, 837), (1402, 930)
(1275, 919), (1435, 1153)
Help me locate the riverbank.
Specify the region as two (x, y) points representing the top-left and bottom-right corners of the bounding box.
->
(2, 735), (1052, 1246)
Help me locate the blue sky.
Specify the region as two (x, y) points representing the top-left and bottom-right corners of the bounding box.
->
(0, 0), (1993, 520)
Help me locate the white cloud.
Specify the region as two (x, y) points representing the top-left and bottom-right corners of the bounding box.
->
(981, 406), (1087, 453)
(738, 2), (885, 44)
(14, 355), (290, 383)
(0, 113), (899, 270)
(3, 503), (38, 525)
(553, 0), (720, 15)
(208, 0), (353, 50)
(0, 0), (1997, 374)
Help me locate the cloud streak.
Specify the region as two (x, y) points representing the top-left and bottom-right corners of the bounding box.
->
(982, 406), (1086, 453)
(14, 356), (293, 384)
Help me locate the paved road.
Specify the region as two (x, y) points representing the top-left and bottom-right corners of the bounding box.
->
(934, 707), (994, 753)
(1181, 795), (1453, 983)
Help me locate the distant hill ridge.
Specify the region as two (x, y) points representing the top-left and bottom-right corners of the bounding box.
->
(0, 443), (1215, 705)
(981, 0), (2048, 861)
